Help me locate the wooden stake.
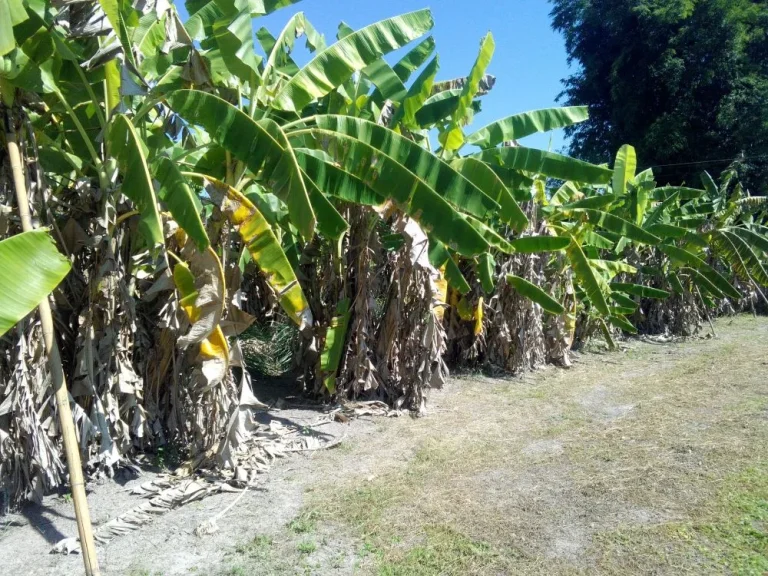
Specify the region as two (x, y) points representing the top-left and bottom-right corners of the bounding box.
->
(5, 114), (101, 576)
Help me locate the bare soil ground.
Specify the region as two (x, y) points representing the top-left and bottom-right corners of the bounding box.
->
(2, 315), (767, 575)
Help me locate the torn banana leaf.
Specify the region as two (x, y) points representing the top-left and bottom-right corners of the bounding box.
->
(198, 176), (313, 328)
(172, 254), (229, 385)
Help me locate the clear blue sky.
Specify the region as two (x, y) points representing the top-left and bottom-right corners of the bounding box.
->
(177, 0), (571, 151)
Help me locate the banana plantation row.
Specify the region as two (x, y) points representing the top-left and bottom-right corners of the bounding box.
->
(1, 1), (766, 508)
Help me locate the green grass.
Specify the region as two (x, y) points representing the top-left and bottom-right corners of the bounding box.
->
(288, 510), (318, 534)
(377, 525), (504, 576)
(596, 464), (768, 574)
(296, 539), (317, 554)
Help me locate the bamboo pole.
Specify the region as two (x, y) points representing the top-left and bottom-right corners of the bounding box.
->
(5, 114), (101, 576)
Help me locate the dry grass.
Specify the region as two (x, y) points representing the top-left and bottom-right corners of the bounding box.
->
(222, 315), (768, 575)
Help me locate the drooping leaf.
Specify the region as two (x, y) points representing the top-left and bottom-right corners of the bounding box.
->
(296, 128), (489, 256)
(309, 115), (499, 219)
(729, 227), (768, 256)
(610, 291), (639, 310)
(561, 193), (617, 211)
(272, 9), (434, 111)
(199, 176), (313, 327)
(609, 283), (670, 299)
(320, 298), (350, 393)
(508, 235), (570, 253)
(658, 244), (741, 300)
(154, 157), (209, 251)
(476, 146), (613, 185)
(608, 314), (637, 334)
(109, 114), (164, 245)
(428, 239), (471, 294)
(506, 274), (564, 315)
(714, 230), (768, 286)
(172, 255), (229, 382)
(451, 157), (528, 231)
(466, 106), (588, 149)
(166, 90), (316, 240)
(295, 149), (383, 206)
(477, 252), (496, 293)
(0, 230), (70, 336)
(582, 210), (660, 245)
(567, 237), (610, 316)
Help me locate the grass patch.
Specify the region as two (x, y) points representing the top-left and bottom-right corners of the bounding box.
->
(231, 534), (273, 560)
(288, 510), (318, 534)
(378, 525), (502, 576)
(296, 539), (317, 554)
(595, 464), (768, 574)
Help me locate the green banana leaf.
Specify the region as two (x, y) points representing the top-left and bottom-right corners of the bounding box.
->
(166, 90), (316, 241)
(506, 274), (564, 315)
(393, 36), (436, 81)
(658, 244), (741, 300)
(582, 210), (660, 245)
(730, 227), (768, 255)
(320, 298), (351, 393)
(271, 9), (434, 111)
(415, 88), (462, 127)
(609, 283), (670, 299)
(612, 144), (636, 197)
(364, 59), (407, 103)
(196, 175), (312, 326)
(589, 259), (637, 276)
(466, 217), (515, 253)
(652, 186), (705, 202)
(467, 106), (589, 149)
(608, 314), (637, 334)
(582, 230), (614, 249)
(154, 157), (209, 251)
(295, 150), (384, 206)
(440, 31), (494, 151)
(713, 230), (768, 286)
(392, 55), (439, 129)
(294, 128), (489, 256)
(110, 114), (164, 245)
(700, 171), (718, 198)
(681, 267), (725, 298)
(643, 191), (680, 228)
(212, 9), (262, 83)
(561, 194), (617, 211)
(451, 157), (528, 231)
(508, 236), (570, 253)
(0, 0), (27, 56)
(567, 237), (610, 316)
(477, 252), (496, 293)
(0, 230), (71, 336)
(475, 147), (613, 185)
(309, 115), (499, 219)
(609, 291), (639, 310)
(428, 239), (471, 294)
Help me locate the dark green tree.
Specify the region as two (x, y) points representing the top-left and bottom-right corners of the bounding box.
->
(550, 0), (768, 191)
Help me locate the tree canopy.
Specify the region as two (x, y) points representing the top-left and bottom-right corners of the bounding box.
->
(549, 0), (768, 192)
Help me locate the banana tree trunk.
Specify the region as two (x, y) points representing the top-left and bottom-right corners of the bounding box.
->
(5, 114), (101, 576)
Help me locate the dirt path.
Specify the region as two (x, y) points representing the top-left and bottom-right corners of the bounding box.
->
(2, 316), (767, 575)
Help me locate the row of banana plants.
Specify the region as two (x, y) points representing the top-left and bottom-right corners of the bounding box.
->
(1, 0), (766, 506)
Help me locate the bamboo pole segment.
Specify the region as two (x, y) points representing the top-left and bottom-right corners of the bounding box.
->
(5, 114), (101, 576)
